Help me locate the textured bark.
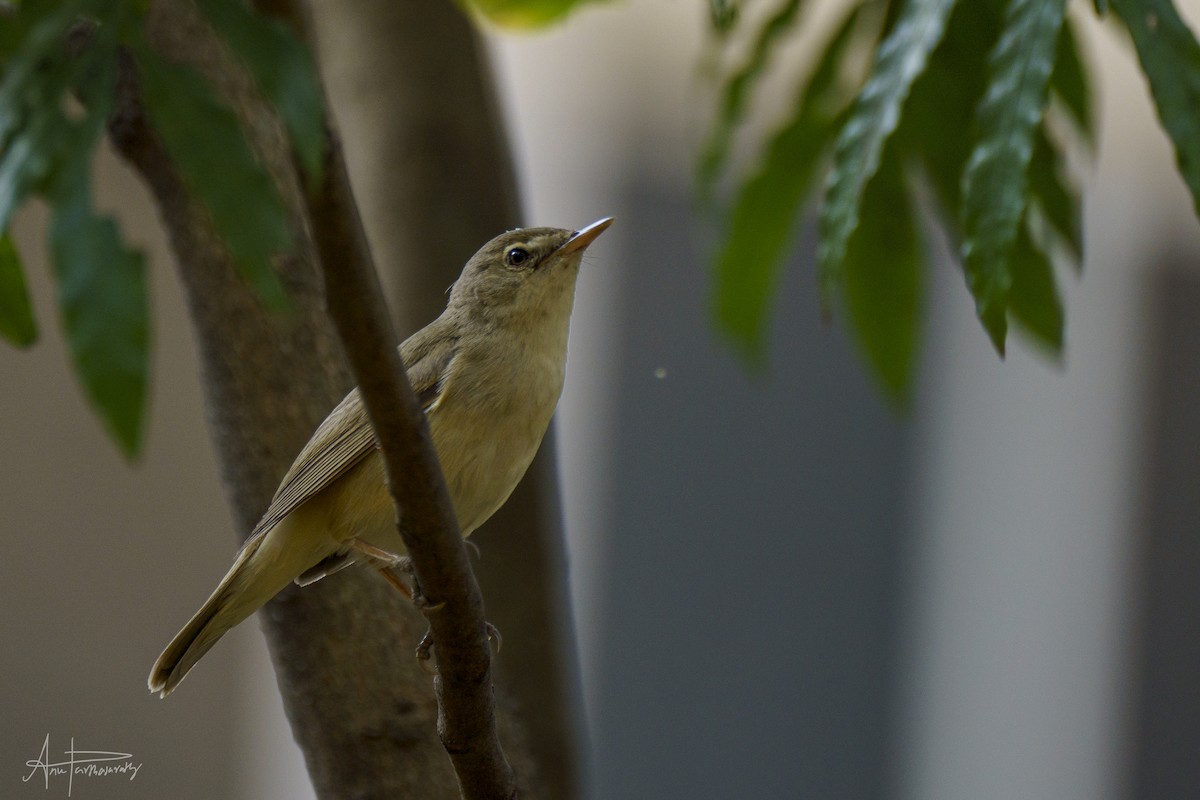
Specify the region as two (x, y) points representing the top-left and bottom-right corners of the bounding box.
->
(312, 2), (586, 797)
(307, 137), (516, 798)
(109, 1), (540, 796)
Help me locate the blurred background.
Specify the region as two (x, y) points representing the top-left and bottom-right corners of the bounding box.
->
(4, 1), (1200, 798)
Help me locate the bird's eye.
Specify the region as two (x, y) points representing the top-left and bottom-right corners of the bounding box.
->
(506, 247), (531, 267)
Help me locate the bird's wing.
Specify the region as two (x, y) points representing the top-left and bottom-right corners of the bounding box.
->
(403, 319), (460, 413)
(249, 323), (458, 539)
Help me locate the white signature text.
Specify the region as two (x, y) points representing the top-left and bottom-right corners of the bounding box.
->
(23, 734), (141, 796)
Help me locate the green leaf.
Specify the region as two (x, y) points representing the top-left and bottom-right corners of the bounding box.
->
(195, 0), (326, 183)
(134, 45), (290, 310)
(960, 0), (1067, 354)
(0, 1), (153, 453)
(0, 113), (59, 235)
(709, 0), (739, 35)
(842, 148), (921, 403)
(1029, 126), (1082, 264)
(459, 0), (605, 27)
(817, 0), (956, 306)
(1110, 0), (1200, 219)
(0, 0), (125, 232)
(49, 165), (150, 458)
(0, 0), (81, 134)
(41, 17), (149, 455)
(899, 0), (1004, 220)
(1008, 220), (1063, 351)
(0, 7), (82, 231)
(698, 0), (808, 196)
(713, 5), (863, 362)
(1051, 17), (1094, 144)
(0, 232), (37, 346)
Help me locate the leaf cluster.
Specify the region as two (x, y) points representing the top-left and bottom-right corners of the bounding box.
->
(704, 0), (1200, 402)
(7, 0), (1200, 447)
(0, 0), (325, 455)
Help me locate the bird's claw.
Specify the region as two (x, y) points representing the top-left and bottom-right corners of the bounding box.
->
(411, 585), (446, 613)
(416, 629), (437, 674)
(412, 621), (502, 675)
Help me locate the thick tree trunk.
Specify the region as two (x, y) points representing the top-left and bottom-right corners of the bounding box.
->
(108, 0), (560, 796)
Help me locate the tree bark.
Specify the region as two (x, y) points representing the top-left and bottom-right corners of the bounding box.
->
(306, 135), (516, 798)
(108, 1), (542, 796)
(312, 2), (587, 797)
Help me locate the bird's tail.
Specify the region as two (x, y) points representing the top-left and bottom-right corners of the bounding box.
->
(148, 523), (308, 698)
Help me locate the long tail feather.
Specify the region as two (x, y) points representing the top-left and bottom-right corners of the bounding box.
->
(148, 524), (305, 697)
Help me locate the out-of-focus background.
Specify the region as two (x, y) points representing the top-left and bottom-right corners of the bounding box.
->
(5, 1), (1200, 798)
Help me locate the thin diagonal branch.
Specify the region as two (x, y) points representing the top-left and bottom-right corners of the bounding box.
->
(277, 1), (518, 791)
(305, 2), (585, 794)
(307, 132), (517, 799)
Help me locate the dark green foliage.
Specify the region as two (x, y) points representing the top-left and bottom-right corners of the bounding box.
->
(708, 0), (739, 34)
(5, 0), (1200, 438)
(1110, 0), (1200, 219)
(133, 45), (292, 311)
(842, 145), (921, 403)
(0, 0), (327, 455)
(697, 0), (809, 198)
(960, 0), (1068, 353)
(0, 0), (148, 452)
(702, 0), (1156, 401)
(0, 234), (36, 346)
(817, 0), (955, 308)
(1052, 17), (1096, 144)
(51, 160), (150, 457)
(195, 0), (326, 183)
(711, 5), (864, 364)
(1029, 128), (1082, 264)
(1008, 222), (1064, 352)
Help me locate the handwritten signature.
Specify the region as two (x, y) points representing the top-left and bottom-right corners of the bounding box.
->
(22, 734), (141, 797)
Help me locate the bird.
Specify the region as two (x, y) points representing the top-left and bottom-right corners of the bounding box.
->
(148, 217), (613, 697)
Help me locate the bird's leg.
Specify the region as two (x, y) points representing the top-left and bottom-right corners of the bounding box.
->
(378, 566), (414, 600)
(392, 557), (445, 612)
(345, 538), (448, 612)
(347, 537), (406, 568)
(347, 538), (413, 600)
(350, 539), (500, 673)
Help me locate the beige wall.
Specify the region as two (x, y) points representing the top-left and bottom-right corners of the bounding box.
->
(3, 142), (250, 798)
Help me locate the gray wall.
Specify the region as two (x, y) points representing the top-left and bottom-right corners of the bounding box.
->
(587, 185), (909, 799)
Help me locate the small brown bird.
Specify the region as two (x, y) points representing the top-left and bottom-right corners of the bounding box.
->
(149, 218), (612, 697)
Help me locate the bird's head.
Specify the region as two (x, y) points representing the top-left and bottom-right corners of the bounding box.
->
(447, 218), (612, 329)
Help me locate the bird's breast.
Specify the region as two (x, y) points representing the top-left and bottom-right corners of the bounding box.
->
(429, 343), (564, 535)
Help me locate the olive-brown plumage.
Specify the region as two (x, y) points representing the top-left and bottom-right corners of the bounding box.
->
(149, 218), (612, 697)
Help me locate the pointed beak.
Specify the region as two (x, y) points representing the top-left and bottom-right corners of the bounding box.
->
(558, 217), (614, 256)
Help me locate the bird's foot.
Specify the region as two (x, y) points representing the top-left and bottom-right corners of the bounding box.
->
(415, 629), (437, 674)
(390, 557), (445, 612)
(347, 538), (416, 600)
(485, 621), (502, 653)
(413, 621), (502, 675)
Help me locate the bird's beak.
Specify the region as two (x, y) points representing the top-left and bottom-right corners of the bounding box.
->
(558, 217), (614, 256)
